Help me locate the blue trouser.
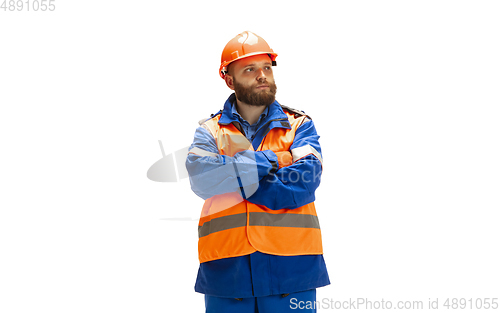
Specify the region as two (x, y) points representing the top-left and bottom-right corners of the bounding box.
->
(205, 289), (317, 313)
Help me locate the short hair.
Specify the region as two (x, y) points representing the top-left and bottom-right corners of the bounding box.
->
(226, 63), (235, 77)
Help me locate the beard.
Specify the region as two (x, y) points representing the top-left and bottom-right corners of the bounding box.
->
(233, 79), (277, 107)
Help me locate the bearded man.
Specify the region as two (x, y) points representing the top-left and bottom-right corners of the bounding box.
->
(186, 31), (330, 313)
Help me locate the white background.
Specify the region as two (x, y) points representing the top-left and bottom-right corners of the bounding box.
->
(1, 0), (499, 312)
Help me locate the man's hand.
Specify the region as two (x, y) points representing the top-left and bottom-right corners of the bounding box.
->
(274, 151), (293, 168)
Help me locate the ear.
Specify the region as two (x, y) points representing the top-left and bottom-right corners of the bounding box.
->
(225, 74), (235, 90)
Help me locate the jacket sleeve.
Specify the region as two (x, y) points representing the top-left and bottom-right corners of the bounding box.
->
(186, 126), (279, 200)
(246, 119), (323, 210)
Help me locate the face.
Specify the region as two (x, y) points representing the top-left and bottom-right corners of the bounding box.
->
(225, 54), (277, 107)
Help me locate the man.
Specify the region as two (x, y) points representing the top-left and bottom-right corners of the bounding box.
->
(186, 31), (329, 313)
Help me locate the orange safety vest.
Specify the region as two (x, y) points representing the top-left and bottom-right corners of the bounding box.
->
(194, 108), (324, 263)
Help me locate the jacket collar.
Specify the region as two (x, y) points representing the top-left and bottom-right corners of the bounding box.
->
(219, 93), (289, 126)
(230, 100), (269, 125)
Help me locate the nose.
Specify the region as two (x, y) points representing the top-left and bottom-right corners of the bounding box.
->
(256, 68), (267, 81)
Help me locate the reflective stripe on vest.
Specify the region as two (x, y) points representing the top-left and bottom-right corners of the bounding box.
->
(197, 109), (323, 263)
(199, 212), (320, 238)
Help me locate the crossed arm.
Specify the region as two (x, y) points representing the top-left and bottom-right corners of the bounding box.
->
(186, 120), (323, 210)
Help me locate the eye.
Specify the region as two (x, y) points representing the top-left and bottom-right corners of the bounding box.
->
(245, 67), (254, 72)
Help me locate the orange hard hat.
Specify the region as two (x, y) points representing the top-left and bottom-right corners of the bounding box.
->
(219, 31), (278, 79)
